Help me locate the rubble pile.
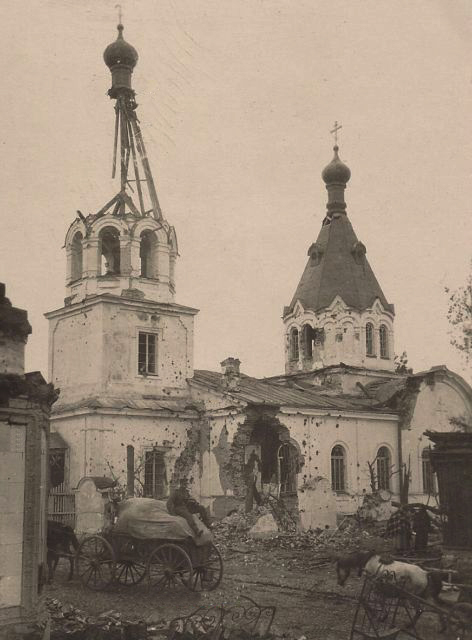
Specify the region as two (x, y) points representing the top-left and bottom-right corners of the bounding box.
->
(258, 518), (381, 552)
(213, 509), (388, 555)
(32, 597), (304, 640)
(34, 598), (165, 640)
(212, 505), (274, 547)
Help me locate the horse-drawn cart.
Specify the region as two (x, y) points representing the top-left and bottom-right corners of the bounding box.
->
(76, 498), (223, 592)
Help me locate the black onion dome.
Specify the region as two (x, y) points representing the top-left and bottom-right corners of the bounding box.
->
(103, 24), (138, 69)
(322, 145), (351, 185)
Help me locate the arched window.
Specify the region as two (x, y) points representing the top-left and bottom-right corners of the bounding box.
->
(289, 328), (299, 361)
(379, 324), (389, 358)
(140, 230), (156, 278)
(331, 445), (346, 492)
(302, 324), (314, 359)
(376, 446), (391, 491)
(366, 322), (375, 356)
(278, 442), (298, 495)
(70, 232), (83, 282)
(100, 227), (121, 275)
(422, 447), (436, 495)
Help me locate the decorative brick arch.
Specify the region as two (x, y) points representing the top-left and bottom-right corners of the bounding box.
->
(168, 226), (178, 255)
(131, 218), (168, 244)
(89, 216), (129, 239)
(65, 219), (87, 248)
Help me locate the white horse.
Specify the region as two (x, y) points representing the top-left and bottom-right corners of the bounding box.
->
(335, 550), (444, 601)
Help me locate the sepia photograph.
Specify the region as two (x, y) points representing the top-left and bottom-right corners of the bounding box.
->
(0, 1), (471, 638)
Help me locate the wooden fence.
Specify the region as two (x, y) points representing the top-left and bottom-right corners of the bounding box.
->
(48, 481), (76, 528)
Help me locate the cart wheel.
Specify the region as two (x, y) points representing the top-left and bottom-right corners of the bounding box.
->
(76, 535), (115, 591)
(191, 543), (223, 591)
(115, 540), (147, 587)
(147, 543), (193, 590)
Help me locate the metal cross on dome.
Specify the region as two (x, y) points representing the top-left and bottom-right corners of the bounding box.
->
(115, 4), (123, 23)
(330, 121), (342, 145)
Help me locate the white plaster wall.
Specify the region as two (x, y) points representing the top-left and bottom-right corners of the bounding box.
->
(0, 422), (25, 608)
(102, 304), (194, 394)
(277, 411), (398, 514)
(298, 477), (337, 530)
(404, 378), (472, 499)
(76, 478), (108, 534)
(51, 412), (195, 493)
(284, 297), (394, 373)
(202, 412), (243, 500)
(48, 304), (103, 402)
(48, 299), (195, 406)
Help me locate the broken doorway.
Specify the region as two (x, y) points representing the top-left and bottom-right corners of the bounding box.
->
(249, 421), (300, 500)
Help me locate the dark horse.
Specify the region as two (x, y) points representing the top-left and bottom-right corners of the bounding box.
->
(47, 519), (79, 583)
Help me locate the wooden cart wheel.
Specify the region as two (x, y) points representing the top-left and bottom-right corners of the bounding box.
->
(115, 539), (147, 587)
(191, 543), (223, 591)
(76, 535), (115, 591)
(147, 543), (193, 590)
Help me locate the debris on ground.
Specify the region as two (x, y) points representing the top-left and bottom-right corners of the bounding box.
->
(212, 505), (274, 547)
(249, 513), (279, 539)
(35, 596), (309, 640)
(212, 505), (388, 556)
(34, 597), (157, 639)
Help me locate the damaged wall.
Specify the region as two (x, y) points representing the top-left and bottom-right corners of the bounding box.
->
(51, 411), (199, 497)
(274, 410), (398, 516)
(46, 296), (195, 406)
(191, 381), (400, 524)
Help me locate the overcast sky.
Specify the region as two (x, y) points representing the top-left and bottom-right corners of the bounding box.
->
(1, 0), (471, 383)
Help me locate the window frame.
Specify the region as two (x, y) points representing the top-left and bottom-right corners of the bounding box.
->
(289, 328), (299, 362)
(366, 322), (375, 357)
(137, 330), (159, 376)
(302, 324), (313, 359)
(143, 447), (168, 499)
(376, 446), (391, 491)
(331, 444), (347, 493)
(379, 324), (389, 359)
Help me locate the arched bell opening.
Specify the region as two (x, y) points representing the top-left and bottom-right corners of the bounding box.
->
(140, 230), (157, 278)
(99, 226), (121, 275)
(70, 231), (83, 282)
(289, 327), (299, 362)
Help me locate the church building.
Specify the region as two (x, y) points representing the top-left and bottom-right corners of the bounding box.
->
(46, 25), (472, 530)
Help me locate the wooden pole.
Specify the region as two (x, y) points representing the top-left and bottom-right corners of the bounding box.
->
(127, 445), (135, 498)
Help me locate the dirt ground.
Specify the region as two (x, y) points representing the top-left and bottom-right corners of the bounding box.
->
(45, 538), (451, 639)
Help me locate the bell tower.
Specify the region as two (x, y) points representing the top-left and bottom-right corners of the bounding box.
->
(64, 23), (177, 306)
(46, 24), (198, 408)
(283, 136), (395, 374)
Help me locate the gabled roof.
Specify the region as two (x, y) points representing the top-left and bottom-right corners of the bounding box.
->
(192, 369), (396, 414)
(285, 213), (394, 317)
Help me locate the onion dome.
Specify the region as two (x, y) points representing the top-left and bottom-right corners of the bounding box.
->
(103, 24), (138, 70)
(322, 145), (351, 185)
